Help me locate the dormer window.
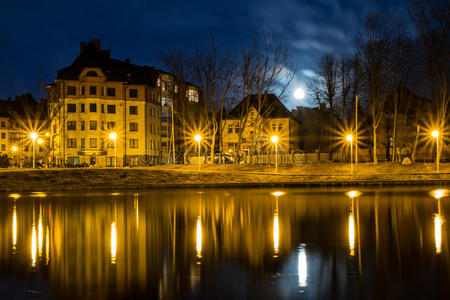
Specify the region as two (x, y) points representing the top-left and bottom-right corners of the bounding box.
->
(86, 71), (98, 77)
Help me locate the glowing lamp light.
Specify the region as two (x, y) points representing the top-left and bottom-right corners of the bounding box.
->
(271, 191), (285, 197)
(109, 132), (117, 140)
(11, 146), (18, 152)
(37, 138), (43, 144)
(347, 190), (361, 198)
(45, 132), (50, 137)
(431, 189), (448, 199)
(30, 132), (38, 140)
(432, 130), (439, 138)
(270, 135), (278, 144)
(346, 134), (353, 142)
(194, 134), (202, 142)
(9, 194), (21, 199)
(349, 213), (355, 256)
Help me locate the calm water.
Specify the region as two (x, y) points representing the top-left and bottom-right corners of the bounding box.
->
(0, 187), (449, 299)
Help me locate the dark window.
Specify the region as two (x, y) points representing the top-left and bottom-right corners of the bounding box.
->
(1, 133), (5, 139)
(90, 103), (97, 112)
(81, 103), (85, 113)
(129, 139), (138, 148)
(129, 106), (138, 115)
(129, 122), (138, 132)
(101, 87), (104, 96)
(129, 89), (138, 98)
(81, 138), (85, 149)
(81, 121), (85, 131)
(67, 86), (77, 95)
(228, 125), (233, 133)
(107, 88), (116, 96)
(235, 125), (239, 133)
(107, 122), (116, 130)
(107, 105), (116, 114)
(101, 104), (105, 113)
(89, 86), (97, 95)
(67, 138), (76, 148)
(1, 121), (5, 128)
(67, 104), (76, 113)
(67, 121), (76, 130)
(90, 138), (97, 148)
(101, 121), (105, 130)
(90, 121), (97, 130)
(81, 86), (85, 95)
(86, 71), (98, 77)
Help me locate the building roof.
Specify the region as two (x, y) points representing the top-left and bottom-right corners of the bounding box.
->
(56, 40), (159, 86)
(227, 94), (293, 119)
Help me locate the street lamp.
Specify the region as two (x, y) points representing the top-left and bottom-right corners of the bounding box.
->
(11, 146), (18, 168)
(346, 134), (353, 174)
(30, 132), (38, 168)
(109, 132), (117, 168)
(271, 135), (279, 173)
(194, 134), (202, 170)
(432, 130), (439, 173)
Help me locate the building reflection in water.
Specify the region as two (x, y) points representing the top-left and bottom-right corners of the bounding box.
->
(0, 188), (449, 298)
(298, 244), (307, 288)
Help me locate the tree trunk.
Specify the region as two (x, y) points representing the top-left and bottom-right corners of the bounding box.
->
(392, 92), (398, 162)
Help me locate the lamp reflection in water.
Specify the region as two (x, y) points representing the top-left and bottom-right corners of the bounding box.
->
(12, 203), (17, 251)
(298, 244), (307, 288)
(348, 213), (355, 256)
(271, 191), (284, 257)
(431, 189), (447, 254)
(134, 193), (139, 231)
(346, 191), (360, 257)
(46, 226), (49, 265)
(111, 221), (117, 264)
(111, 200), (117, 264)
(196, 216), (202, 259)
(38, 206), (43, 258)
(31, 224), (37, 267)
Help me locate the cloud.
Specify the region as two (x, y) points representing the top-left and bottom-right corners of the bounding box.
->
(302, 69), (316, 78)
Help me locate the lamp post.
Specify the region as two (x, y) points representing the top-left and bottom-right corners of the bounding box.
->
(346, 134), (353, 174)
(30, 132), (38, 168)
(11, 146), (18, 167)
(432, 130), (439, 173)
(194, 134), (202, 170)
(271, 135), (279, 173)
(109, 132), (117, 168)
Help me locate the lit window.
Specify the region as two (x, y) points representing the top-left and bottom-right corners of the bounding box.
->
(129, 122), (138, 132)
(67, 138), (77, 148)
(129, 139), (138, 148)
(90, 121), (97, 130)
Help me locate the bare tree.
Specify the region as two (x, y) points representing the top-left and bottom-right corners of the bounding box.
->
(355, 13), (401, 163)
(235, 35), (295, 161)
(409, 0), (450, 162)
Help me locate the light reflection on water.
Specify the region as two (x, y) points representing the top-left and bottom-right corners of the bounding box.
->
(0, 187), (449, 299)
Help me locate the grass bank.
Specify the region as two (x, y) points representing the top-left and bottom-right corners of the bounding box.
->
(1, 162), (450, 192)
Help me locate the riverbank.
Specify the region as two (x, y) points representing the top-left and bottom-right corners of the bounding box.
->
(1, 162), (450, 192)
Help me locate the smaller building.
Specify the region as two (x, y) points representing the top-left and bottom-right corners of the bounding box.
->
(222, 94), (301, 156)
(0, 94), (50, 167)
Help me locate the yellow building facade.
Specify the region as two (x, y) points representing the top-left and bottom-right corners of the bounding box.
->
(47, 40), (162, 167)
(222, 94), (301, 155)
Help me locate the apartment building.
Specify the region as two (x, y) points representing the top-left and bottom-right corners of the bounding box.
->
(46, 39), (201, 167)
(47, 40), (162, 167)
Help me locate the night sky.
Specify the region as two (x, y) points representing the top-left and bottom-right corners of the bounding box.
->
(0, 0), (412, 109)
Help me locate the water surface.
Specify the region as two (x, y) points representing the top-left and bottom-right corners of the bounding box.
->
(0, 187), (449, 299)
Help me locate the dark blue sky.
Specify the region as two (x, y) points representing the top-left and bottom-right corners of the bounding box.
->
(0, 0), (412, 109)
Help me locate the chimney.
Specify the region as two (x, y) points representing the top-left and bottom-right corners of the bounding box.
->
(125, 58), (130, 64)
(92, 39), (101, 51)
(80, 42), (86, 54)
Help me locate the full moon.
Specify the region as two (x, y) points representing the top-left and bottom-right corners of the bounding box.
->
(294, 87), (305, 100)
